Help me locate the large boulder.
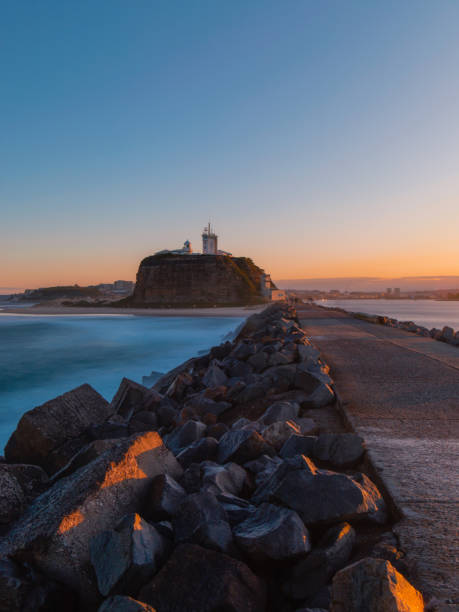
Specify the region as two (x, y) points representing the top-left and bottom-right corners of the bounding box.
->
(0, 431), (182, 605)
(233, 502), (311, 562)
(279, 434), (316, 459)
(90, 513), (166, 597)
(138, 544), (266, 612)
(4, 384), (113, 473)
(252, 455), (386, 526)
(330, 558), (424, 611)
(165, 421), (206, 455)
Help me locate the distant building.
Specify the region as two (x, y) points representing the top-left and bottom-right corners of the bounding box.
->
(271, 289), (287, 302)
(386, 288), (392, 295)
(394, 287), (401, 296)
(202, 223), (218, 254)
(260, 272), (272, 298)
(113, 280), (134, 291)
(155, 240), (192, 256)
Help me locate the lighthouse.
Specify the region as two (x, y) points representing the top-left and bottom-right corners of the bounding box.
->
(202, 222), (218, 255)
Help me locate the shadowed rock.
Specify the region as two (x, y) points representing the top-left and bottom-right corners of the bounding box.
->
(90, 513), (166, 597)
(252, 455), (386, 526)
(314, 433), (364, 467)
(111, 379), (161, 420)
(138, 544), (266, 612)
(173, 491), (233, 554)
(233, 502), (311, 562)
(165, 421), (206, 455)
(218, 429), (274, 464)
(146, 473), (186, 520)
(0, 469), (25, 524)
(176, 437), (219, 468)
(279, 434), (317, 459)
(4, 384), (112, 474)
(0, 431), (182, 605)
(99, 595), (156, 611)
(260, 400), (300, 425)
(330, 558), (424, 611)
(283, 522), (356, 600)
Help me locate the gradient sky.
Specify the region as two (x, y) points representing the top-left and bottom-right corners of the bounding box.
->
(1, 0), (459, 289)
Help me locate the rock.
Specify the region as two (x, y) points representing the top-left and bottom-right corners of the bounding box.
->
(279, 434), (317, 459)
(283, 522), (356, 600)
(200, 461), (247, 496)
(0, 463), (48, 504)
(87, 421), (129, 441)
(166, 372), (193, 400)
(0, 431), (182, 605)
(247, 351), (269, 372)
(165, 420), (206, 454)
(99, 595), (156, 611)
(203, 361), (228, 388)
(244, 454), (283, 486)
(262, 420), (302, 451)
(218, 495), (256, 526)
(227, 360), (254, 379)
(4, 384), (112, 473)
(156, 399), (178, 428)
(146, 473), (186, 520)
(231, 341), (256, 361)
(206, 422), (229, 440)
(128, 411), (158, 435)
(301, 383), (335, 409)
(263, 364), (297, 392)
(314, 433), (365, 466)
(218, 429), (274, 464)
(139, 544), (266, 612)
(176, 437), (219, 468)
(50, 439), (118, 481)
(234, 381), (266, 403)
(330, 558), (424, 611)
(0, 558), (77, 612)
(210, 341), (233, 361)
(173, 491), (233, 554)
(298, 343), (321, 362)
(260, 400), (300, 425)
(111, 378), (161, 419)
(252, 455), (386, 526)
(184, 395), (231, 419)
(233, 502), (311, 562)
(294, 369), (324, 394)
(0, 469), (25, 524)
(90, 513), (166, 597)
(441, 326), (455, 341)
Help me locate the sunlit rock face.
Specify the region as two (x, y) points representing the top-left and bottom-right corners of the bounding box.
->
(0, 431), (182, 605)
(131, 254), (268, 306)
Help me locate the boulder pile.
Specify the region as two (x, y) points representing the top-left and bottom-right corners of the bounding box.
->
(324, 304), (459, 347)
(0, 303), (424, 611)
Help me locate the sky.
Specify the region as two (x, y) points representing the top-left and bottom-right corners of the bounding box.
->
(1, 0), (459, 290)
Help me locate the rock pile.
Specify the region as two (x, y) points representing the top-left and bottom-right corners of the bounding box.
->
(326, 305), (459, 347)
(0, 303), (424, 611)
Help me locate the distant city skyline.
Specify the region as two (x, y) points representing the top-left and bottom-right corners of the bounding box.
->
(2, 1), (459, 288)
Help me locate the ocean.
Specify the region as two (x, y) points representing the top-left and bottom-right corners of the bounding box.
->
(317, 298), (459, 330)
(0, 310), (242, 452)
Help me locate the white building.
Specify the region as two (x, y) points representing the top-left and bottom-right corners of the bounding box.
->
(202, 223), (218, 254)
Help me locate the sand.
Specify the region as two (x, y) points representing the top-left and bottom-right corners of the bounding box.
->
(0, 305), (266, 318)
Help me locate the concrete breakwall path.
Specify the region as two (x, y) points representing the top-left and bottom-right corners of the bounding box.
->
(297, 304), (459, 609)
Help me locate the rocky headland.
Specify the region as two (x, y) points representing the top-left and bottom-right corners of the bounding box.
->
(128, 253), (272, 307)
(0, 304), (425, 611)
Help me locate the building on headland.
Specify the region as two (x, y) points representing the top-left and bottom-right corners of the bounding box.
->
(202, 223), (218, 254)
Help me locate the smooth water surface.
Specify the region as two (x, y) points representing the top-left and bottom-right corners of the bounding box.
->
(0, 313), (242, 451)
(318, 299), (459, 330)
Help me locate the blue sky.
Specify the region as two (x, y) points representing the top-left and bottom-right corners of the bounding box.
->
(1, 0), (459, 288)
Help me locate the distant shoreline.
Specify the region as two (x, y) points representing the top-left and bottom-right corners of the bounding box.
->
(0, 305), (265, 318)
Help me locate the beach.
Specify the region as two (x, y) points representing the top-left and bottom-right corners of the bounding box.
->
(0, 304), (266, 317)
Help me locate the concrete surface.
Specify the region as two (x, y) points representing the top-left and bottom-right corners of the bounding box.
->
(298, 305), (459, 609)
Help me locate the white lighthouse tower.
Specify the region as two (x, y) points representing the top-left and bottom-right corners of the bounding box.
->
(202, 222), (218, 255)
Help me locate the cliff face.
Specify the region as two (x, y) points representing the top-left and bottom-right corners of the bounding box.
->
(131, 254), (271, 306)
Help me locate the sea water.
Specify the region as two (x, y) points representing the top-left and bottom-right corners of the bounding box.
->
(318, 298), (459, 330)
(0, 312), (242, 452)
